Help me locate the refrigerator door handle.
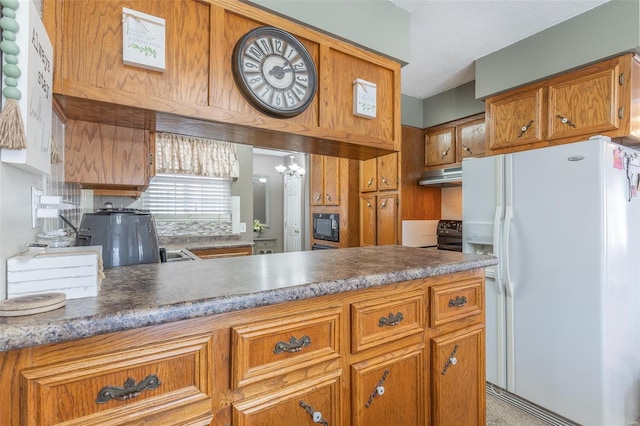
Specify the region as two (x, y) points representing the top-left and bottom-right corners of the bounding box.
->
(493, 206), (504, 295)
(503, 205), (514, 297)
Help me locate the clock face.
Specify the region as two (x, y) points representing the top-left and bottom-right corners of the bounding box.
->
(232, 27), (317, 118)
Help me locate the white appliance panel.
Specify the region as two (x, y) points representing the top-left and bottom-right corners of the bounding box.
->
(462, 136), (640, 425)
(507, 140), (606, 424)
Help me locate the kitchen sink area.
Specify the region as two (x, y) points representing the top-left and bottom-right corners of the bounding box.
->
(164, 250), (197, 262)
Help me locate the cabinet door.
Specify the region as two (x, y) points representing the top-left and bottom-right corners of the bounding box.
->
(360, 195), (377, 246)
(310, 154), (325, 206)
(487, 86), (545, 151)
(233, 375), (340, 426)
(65, 120), (151, 188)
(548, 58), (621, 141)
(360, 158), (377, 192)
(456, 118), (485, 160)
(351, 346), (425, 426)
(323, 156), (340, 206)
(431, 326), (485, 426)
(377, 153), (398, 191)
(425, 127), (456, 167)
(376, 193), (398, 245)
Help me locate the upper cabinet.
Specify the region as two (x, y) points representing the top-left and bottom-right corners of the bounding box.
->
(65, 119), (154, 197)
(360, 153), (398, 192)
(311, 154), (340, 207)
(486, 53), (640, 155)
(42, 0), (401, 160)
(425, 113), (486, 169)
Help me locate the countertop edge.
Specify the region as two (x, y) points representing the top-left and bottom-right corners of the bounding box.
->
(0, 256), (496, 352)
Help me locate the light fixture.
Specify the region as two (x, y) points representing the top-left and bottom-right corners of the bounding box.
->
(275, 155), (305, 177)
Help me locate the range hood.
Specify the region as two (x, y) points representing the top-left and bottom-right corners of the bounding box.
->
(418, 166), (462, 187)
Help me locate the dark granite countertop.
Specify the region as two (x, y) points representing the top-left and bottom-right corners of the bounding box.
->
(0, 246), (496, 352)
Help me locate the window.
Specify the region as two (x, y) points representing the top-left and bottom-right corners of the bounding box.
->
(142, 173), (232, 221)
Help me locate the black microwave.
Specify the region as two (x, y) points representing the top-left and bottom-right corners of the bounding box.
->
(313, 213), (339, 242)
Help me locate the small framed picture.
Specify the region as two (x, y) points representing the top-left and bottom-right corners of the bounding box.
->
(122, 8), (165, 72)
(353, 78), (377, 119)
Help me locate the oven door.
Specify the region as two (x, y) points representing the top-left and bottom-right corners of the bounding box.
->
(437, 236), (462, 252)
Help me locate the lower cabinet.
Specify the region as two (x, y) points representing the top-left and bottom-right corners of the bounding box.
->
(431, 326), (485, 426)
(0, 270), (486, 425)
(351, 346), (425, 425)
(190, 246), (253, 259)
(233, 374), (341, 426)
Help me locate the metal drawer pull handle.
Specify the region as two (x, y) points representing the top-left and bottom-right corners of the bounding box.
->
(315, 194), (321, 202)
(448, 295), (468, 307)
(462, 144), (472, 154)
(441, 344), (459, 375)
(299, 400), (328, 425)
(274, 335), (311, 354)
(556, 114), (576, 128)
(378, 311), (404, 327)
(96, 374), (161, 404)
(380, 199), (388, 209)
(367, 178), (374, 187)
(518, 120), (534, 137)
(365, 369), (390, 408)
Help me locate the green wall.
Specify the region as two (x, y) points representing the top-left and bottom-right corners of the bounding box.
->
(247, 0), (410, 64)
(422, 81), (484, 128)
(476, 0), (640, 98)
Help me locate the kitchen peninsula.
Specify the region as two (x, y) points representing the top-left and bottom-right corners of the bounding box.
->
(0, 246), (495, 425)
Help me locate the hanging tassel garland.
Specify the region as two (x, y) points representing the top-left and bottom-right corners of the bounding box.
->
(0, 0), (27, 150)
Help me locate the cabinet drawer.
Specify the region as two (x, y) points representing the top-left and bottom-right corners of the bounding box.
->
(232, 307), (341, 389)
(233, 372), (341, 426)
(21, 334), (213, 426)
(350, 290), (425, 353)
(430, 279), (483, 327)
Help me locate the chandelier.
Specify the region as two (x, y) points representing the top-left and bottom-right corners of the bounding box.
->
(275, 155), (306, 177)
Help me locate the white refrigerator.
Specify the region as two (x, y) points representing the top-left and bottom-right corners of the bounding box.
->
(462, 136), (640, 425)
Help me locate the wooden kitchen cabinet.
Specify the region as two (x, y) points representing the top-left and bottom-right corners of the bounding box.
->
(21, 332), (214, 425)
(0, 268), (486, 426)
(43, 0), (400, 160)
(486, 53), (640, 155)
(310, 154), (360, 248)
(351, 346), (425, 425)
(431, 326), (485, 426)
(310, 154), (340, 206)
(360, 193), (398, 246)
(360, 153), (398, 192)
(64, 119), (154, 197)
(189, 246), (253, 259)
(425, 113), (486, 169)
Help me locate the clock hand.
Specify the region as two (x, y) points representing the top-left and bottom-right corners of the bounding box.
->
(268, 65), (295, 80)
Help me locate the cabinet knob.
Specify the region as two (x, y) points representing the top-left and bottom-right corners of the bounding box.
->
(365, 369), (390, 408)
(518, 120), (534, 138)
(380, 199), (388, 209)
(367, 178), (374, 187)
(441, 147), (451, 159)
(441, 344), (460, 375)
(381, 176), (388, 184)
(326, 194), (332, 202)
(556, 114), (576, 128)
(366, 201), (372, 208)
(462, 144), (472, 154)
(299, 400), (328, 425)
(315, 194), (321, 202)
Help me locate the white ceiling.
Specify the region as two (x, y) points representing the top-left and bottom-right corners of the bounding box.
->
(389, 0), (610, 99)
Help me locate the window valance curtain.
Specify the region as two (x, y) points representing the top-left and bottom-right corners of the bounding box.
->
(155, 132), (239, 178)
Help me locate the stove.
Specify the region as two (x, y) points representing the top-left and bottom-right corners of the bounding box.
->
(437, 220), (462, 252)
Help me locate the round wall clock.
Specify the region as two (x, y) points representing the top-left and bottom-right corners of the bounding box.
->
(232, 26), (317, 118)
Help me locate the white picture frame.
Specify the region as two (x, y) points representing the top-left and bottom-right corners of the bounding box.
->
(353, 78), (377, 119)
(122, 8), (165, 72)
